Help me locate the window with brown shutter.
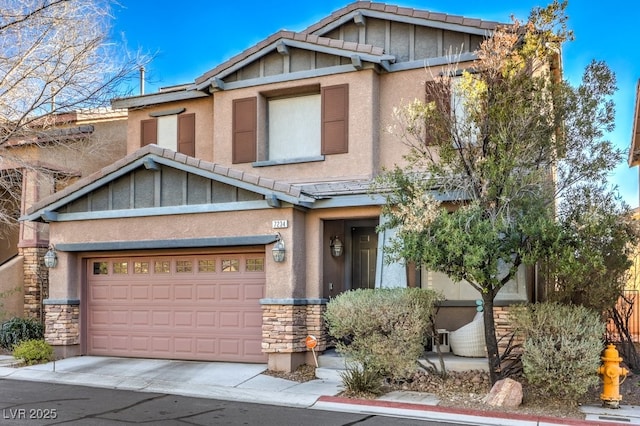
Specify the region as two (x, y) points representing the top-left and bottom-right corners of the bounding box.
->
(424, 80), (451, 145)
(177, 113), (195, 156)
(232, 97), (257, 163)
(321, 84), (348, 155)
(141, 118), (157, 146)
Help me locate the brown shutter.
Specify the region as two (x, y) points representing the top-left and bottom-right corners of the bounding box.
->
(424, 80), (451, 145)
(232, 97), (257, 163)
(141, 118), (157, 146)
(178, 113), (196, 156)
(321, 84), (348, 155)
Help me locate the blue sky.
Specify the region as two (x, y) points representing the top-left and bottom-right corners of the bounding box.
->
(110, 1), (640, 208)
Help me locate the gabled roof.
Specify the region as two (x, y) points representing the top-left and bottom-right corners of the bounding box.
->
(303, 1), (499, 35)
(193, 30), (394, 91)
(21, 144), (318, 222)
(113, 1), (505, 109)
(630, 79), (640, 166)
(22, 145), (390, 223)
(193, 1), (501, 92)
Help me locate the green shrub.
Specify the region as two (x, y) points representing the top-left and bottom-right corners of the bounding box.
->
(339, 363), (383, 397)
(12, 339), (54, 365)
(325, 287), (441, 380)
(510, 302), (604, 399)
(0, 317), (44, 350)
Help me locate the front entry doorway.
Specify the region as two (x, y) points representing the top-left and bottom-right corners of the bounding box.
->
(351, 226), (378, 290)
(322, 219), (379, 298)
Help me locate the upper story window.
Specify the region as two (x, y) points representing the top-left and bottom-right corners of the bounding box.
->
(450, 74), (480, 147)
(141, 109), (195, 156)
(425, 74), (479, 147)
(268, 93), (321, 161)
(232, 84), (349, 165)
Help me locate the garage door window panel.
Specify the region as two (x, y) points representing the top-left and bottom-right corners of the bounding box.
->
(134, 261), (150, 274)
(246, 258), (264, 272)
(154, 260), (170, 274)
(93, 262), (108, 275)
(176, 260), (193, 273)
(113, 262), (128, 274)
(198, 259), (216, 273)
(222, 259), (239, 272)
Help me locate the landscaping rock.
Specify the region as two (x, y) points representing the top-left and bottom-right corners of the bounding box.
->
(483, 377), (523, 408)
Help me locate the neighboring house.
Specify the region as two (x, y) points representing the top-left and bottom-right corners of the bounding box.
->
(630, 79), (640, 209)
(22, 2), (535, 370)
(624, 81), (640, 340)
(628, 79), (640, 292)
(0, 109), (127, 320)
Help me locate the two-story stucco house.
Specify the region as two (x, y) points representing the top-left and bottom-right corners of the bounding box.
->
(22, 2), (533, 371)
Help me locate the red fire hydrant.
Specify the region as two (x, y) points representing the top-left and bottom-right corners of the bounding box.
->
(597, 344), (628, 408)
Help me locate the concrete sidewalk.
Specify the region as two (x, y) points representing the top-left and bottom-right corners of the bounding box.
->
(0, 355), (638, 426)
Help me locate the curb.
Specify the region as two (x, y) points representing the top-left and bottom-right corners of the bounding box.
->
(313, 395), (634, 426)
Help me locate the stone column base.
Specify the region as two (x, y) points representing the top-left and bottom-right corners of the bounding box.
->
(260, 298), (328, 372)
(493, 306), (522, 353)
(19, 246), (49, 321)
(43, 300), (80, 351)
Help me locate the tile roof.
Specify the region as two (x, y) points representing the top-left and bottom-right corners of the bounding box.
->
(296, 180), (377, 198)
(194, 31), (387, 86)
(303, 1), (501, 34)
(194, 1), (504, 87)
(25, 145), (304, 216)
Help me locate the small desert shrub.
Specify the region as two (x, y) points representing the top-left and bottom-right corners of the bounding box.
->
(0, 317), (44, 350)
(12, 339), (54, 365)
(340, 363), (383, 396)
(510, 302), (604, 399)
(325, 287), (441, 380)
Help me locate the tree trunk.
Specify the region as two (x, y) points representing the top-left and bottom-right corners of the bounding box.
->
(608, 296), (640, 373)
(482, 294), (501, 385)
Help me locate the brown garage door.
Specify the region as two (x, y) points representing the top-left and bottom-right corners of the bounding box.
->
(86, 253), (266, 363)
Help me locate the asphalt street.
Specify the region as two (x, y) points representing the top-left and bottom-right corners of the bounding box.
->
(0, 379), (452, 426)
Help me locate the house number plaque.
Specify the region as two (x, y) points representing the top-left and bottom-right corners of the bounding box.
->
(272, 220), (288, 229)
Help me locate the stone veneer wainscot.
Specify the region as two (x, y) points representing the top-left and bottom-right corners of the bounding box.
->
(43, 299), (80, 345)
(261, 298), (328, 370)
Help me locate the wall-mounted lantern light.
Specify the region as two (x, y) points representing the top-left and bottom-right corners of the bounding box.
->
(330, 236), (344, 257)
(44, 245), (58, 268)
(272, 233), (286, 262)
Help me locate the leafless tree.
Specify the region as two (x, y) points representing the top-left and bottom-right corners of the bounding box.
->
(0, 0), (143, 233)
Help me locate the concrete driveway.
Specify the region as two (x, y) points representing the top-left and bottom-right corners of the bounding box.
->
(0, 355), (342, 407)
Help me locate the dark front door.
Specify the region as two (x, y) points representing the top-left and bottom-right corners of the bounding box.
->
(351, 226), (378, 290)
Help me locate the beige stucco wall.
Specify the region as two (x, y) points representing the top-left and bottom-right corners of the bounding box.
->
(47, 206), (303, 301)
(124, 60), (481, 186)
(12, 115), (127, 178)
(304, 205), (381, 299)
(377, 60), (477, 171)
(0, 255), (24, 320)
(212, 70), (378, 182)
(0, 224), (19, 264)
(125, 71), (384, 184)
